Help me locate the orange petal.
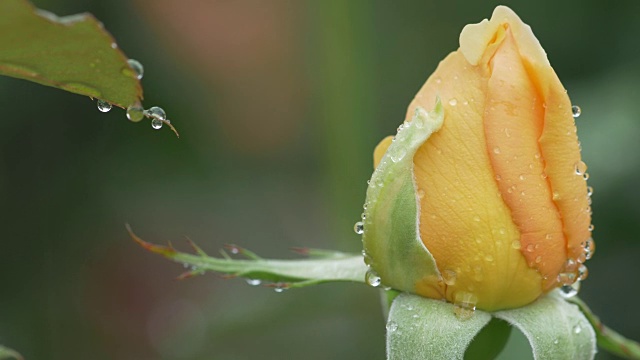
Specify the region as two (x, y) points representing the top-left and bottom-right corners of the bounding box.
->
(483, 27), (566, 288)
(409, 50), (542, 311)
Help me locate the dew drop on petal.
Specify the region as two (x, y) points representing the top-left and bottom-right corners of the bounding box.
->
(442, 269), (457, 286)
(574, 161), (588, 176)
(577, 264), (589, 281)
(97, 100), (112, 113)
(448, 98), (458, 106)
(572, 105), (582, 118)
(354, 221), (364, 235)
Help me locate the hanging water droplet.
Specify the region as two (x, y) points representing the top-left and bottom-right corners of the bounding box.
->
(572, 105), (581, 118)
(582, 238), (595, 260)
(365, 269), (382, 287)
(354, 221), (364, 235)
(577, 264), (589, 281)
(246, 278), (262, 286)
(151, 119), (163, 130)
(273, 283), (288, 293)
(588, 224), (595, 232)
(559, 281), (581, 298)
(361, 213), (366, 220)
(564, 258), (578, 272)
(96, 100), (112, 113)
(144, 106), (167, 121)
(126, 59), (144, 80)
(386, 321), (399, 332)
(126, 104), (144, 122)
(574, 161), (588, 176)
(587, 186), (594, 197)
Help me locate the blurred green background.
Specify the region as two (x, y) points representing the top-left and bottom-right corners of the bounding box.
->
(1, 0), (639, 359)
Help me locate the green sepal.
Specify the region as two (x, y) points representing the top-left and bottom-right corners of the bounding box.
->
(362, 99), (444, 293)
(386, 293), (491, 360)
(494, 291), (596, 360)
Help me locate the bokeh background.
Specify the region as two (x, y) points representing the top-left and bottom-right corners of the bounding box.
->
(1, 0), (639, 359)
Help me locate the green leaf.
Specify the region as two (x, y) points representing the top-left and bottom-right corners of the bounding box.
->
(493, 291), (596, 360)
(362, 100), (444, 293)
(0, 0), (142, 108)
(569, 296), (640, 359)
(386, 293), (492, 360)
(128, 225), (368, 289)
(0, 345), (22, 360)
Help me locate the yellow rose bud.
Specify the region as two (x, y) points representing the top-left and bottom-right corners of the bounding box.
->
(363, 6), (593, 311)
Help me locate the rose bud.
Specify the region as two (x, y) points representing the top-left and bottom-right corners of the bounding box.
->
(361, 6), (594, 311)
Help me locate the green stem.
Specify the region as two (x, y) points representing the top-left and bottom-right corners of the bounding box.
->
(569, 297), (640, 359)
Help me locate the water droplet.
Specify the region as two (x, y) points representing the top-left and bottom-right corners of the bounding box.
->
(453, 292), (478, 320)
(151, 119), (163, 130)
(448, 98), (458, 106)
(552, 191), (560, 200)
(564, 258), (578, 272)
(583, 173), (590, 181)
(526, 244), (535, 253)
(577, 264), (589, 281)
(485, 254), (494, 262)
(274, 284), (288, 293)
(144, 106), (166, 121)
(110, 42), (118, 49)
(535, 255), (542, 263)
(559, 281), (581, 298)
(493, 147), (501, 154)
(442, 269), (457, 286)
(126, 59), (144, 80)
(573, 324), (582, 334)
(390, 149), (406, 163)
(519, 174), (526, 181)
(572, 105), (581, 118)
(365, 269), (382, 287)
(588, 224), (595, 232)
(511, 240), (522, 250)
(386, 321), (398, 332)
(246, 278), (261, 286)
(574, 161), (588, 176)
(361, 213), (366, 220)
(473, 216), (481, 222)
(354, 221), (364, 235)
(126, 104), (144, 122)
(97, 100), (112, 113)
(554, 339), (559, 345)
(587, 186), (594, 197)
(582, 238), (595, 260)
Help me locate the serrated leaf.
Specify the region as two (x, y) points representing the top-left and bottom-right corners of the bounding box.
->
(494, 291), (596, 360)
(128, 226), (368, 287)
(386, 293), (492, 360)
(0, 0), (142, 108)
(0, 345), (22, 360)
(362, 100), (444, 293)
